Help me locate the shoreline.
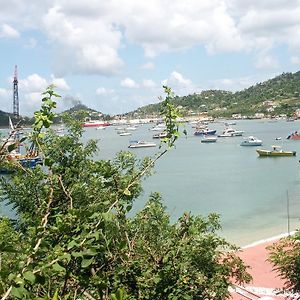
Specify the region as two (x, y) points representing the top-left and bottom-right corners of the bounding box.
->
(241, 230), (297, 249)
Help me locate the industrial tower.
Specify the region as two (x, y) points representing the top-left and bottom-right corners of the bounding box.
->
(13, 65), (19, 118)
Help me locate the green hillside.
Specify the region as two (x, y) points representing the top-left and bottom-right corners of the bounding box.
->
(127, 71), (300, 118)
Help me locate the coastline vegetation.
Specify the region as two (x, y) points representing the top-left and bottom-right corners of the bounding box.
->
(0, 86), (252, 299)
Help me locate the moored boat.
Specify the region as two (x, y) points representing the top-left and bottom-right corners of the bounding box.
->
(201, 137), (217, 143)
(240, 136), (262, 146)
(256, 146), (296, 157)
(119, 132), (132, 136)
(287, 131), (300, 140)
(218, 127), (244, 137)
(152, 132), (169, 139)
(82, 119), (110, 128)
(194, 128), (216, 136)
(128, 140), (156, 148)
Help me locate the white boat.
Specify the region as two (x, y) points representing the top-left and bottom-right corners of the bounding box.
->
(119, 132), (132, 136)
(152, 132), (168, 139)
(128, 140), (157, 148)
(82, 119), (110, 128)
(240, 136), (262, 146)
(126, 126), (138, 131)
(218, 127), (244, 137)
(150, 124), (167, 131)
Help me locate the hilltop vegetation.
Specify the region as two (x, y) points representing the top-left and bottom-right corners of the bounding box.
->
(2, 71), (300, 125)
(127, 71), (300, 118)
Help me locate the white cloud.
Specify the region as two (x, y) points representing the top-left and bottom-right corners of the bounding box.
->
(0, 0), (300, 75)
(0, 23), (20, 38)
(141, 79), (156, 88)
(96, 87), (115, 95)
(141, 62), (155, 70)
(25, 38), (37, 48)
(43, 5), (124, 76)
(19, 74), (48, 93)
(254, 53), (279, 69)
(120, 77), (139, 88)
(50, 75), (70, 91)
(162, 71), (195, 96)
(290, 56), (300, 65)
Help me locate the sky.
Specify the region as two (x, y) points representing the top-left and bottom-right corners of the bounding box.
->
(1, 0), (300, 116)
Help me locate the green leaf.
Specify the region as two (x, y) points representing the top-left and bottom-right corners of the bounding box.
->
(110, 288), (126, 300)
(52, 289), (59, 300)
(23, 271), (36, 284)
(67, 240), (78, 250)
(11, 286), (27, 299)
(52, 262), (66, 273)
(81, 258), (94, 268)
(7, 143), (17, 152)
(71, 251), (83, 258)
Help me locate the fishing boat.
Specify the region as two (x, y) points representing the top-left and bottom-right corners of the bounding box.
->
(240, 136), (262, 146)
(128, 140), (156, 148)
(256, 146), (296, 157)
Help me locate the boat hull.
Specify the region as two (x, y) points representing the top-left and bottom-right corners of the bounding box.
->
(201, 138), (217, 143)
(256, 149), (296, 157)
(194, 130), (216, 136)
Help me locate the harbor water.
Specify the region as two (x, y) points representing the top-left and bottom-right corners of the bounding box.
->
(2, 119), (300, 247)
(89, 119), (300, 246)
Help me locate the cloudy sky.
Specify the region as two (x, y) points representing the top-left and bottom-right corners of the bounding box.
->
(1, 0), (300, 116)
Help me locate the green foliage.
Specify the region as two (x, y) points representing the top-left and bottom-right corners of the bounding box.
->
(0, 86), (250, 299)
(128, 71), (300, 118)
(268, 234), (300, 293)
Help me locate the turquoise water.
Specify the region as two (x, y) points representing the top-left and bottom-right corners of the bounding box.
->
(87, 119), (300, 246)
(2, 119), (300, 246)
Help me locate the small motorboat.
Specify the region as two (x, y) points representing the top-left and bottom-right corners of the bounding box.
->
(256, 146), (296, 157)
(201, 137), (217, 143)
(194, 128), (216, 136)
(218, 127), (244, 137)
(152, 131), (168, 139)
(119, 132), (132, 136)
(128, 140), (157, 148)
(240, 136), (262, 146)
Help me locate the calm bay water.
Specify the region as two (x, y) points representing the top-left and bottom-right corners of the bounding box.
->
(87, 119), (300, 246)
(2, 119), (300, 247)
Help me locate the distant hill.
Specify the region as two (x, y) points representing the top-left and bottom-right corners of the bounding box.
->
(55, 104), (110, 122)
(126, 71), (300, 118)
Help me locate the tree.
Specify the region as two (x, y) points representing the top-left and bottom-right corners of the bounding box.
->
(268, 234), (300, 294)
(0, 86), (251, 299)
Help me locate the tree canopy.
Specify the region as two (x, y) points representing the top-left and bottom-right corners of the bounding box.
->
(0, 86), (251, 299)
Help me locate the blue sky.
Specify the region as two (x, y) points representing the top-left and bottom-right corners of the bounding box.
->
(1, 0), (300, 116)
